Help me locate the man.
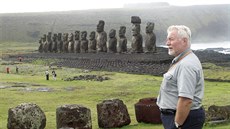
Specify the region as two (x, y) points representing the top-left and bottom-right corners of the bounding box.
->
(157, 25), (205, 129)
(45, 70), (49, 80)
(52, 69), (57, 80)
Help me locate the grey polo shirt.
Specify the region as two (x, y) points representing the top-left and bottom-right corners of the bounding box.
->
(157, 49), (204, 110)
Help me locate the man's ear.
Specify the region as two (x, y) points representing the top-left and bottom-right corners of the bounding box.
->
(182, 38), (188, 46)
(183, 38), (188, 43)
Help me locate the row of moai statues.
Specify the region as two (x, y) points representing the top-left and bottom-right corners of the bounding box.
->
(131, 16), (156, 53)
(38, 16), (156, 54)
(38, 30), (95, 53)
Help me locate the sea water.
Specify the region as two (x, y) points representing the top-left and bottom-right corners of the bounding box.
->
(191, 41), (230, 54)
(160, 41), (230, 54)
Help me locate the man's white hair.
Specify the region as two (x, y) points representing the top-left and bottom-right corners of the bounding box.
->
(167, 25), (192, 46)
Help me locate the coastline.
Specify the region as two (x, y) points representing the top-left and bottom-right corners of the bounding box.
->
(161, 41), (230, 54)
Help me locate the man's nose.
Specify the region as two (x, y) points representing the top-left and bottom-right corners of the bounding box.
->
(166, 40), (170, 46)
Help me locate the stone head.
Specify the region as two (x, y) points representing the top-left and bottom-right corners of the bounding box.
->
(42, 34), (47, 41)
(97, 20), (105, 33)
(109, 29), (116, 38)
(75, 31), (80, 40)
(119, 26), (126, 37)
(81, 31), (87, 40)
(89, 31), (96, 40)
(52, 33), (57, 41)
(68, 33), (73, 41)
(146, 22), (154, 33)
(47, 32), (52, 41)
(132, 24), (141, 36)
(58, 33), (62, 40)
(63, 33), (68, 41)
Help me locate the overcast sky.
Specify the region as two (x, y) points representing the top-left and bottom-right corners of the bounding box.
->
(0, 0), (230, 13)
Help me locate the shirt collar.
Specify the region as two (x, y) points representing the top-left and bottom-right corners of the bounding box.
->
(172, 48), (191, 64)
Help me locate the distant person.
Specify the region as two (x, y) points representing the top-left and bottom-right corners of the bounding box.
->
(52, 69), (57, 80)
(157, 25), (205, 129)
(45, 70), (49, 80)
(18, 56), (22, 62)
(6, 67), (10, 74)
(16, 66), (19, 74)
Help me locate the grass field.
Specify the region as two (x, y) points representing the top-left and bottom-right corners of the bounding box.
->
(0, 42), (230, 129)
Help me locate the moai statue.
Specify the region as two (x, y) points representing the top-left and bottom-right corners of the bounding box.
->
(68, 33), (74, 53)
(52, 33), (58, 53)
(47, 32), (53, 52)
(88, 31), (97, 53)
(131, 16), (143, 53)
(63, 33), (69, 53)
(118, 26), (127, 53)
(74, 31), (81, 53)
(57, 33), (63, 53)
(38, 38), (43, 53)
(42, 34), (48, 53)
(80, 31), (88, 53)
(108, 29), (117, 53)
(145, 22), (156, 53)
(96, 20), (107, 52)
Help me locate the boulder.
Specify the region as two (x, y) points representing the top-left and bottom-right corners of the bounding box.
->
(97, 99), (131, 128)
(56, 104), (92, 129)
(206, 105), (230, 121)
(7, 103), (46, 129)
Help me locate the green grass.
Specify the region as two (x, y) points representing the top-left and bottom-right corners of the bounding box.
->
(1, 62), (230, 129)
(203, 63), (230, 81)
(0, 65), (162, 129)
(0, 42), (37, 57)
(0, 42), (230, 128)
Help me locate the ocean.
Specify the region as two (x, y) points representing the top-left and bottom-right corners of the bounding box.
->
(191, 41), (230, 54)
(160, 41), (230, 54)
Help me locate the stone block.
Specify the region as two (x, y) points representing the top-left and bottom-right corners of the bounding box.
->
(56, 104), (92, 129)
(97, 99), (131, 128)
(134, 97), (161, 124)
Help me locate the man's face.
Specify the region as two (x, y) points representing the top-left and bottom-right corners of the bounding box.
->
(166, 30), (187, 57)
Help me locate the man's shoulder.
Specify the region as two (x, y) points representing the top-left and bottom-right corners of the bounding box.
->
(180, 54), (202, 69)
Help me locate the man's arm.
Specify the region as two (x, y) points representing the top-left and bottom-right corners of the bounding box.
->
(175, 97), (192, 126)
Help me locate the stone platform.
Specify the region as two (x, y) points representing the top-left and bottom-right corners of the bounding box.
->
(6, 47), (174, 76)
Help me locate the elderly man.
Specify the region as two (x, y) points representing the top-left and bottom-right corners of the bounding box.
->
(157, 25), (205, 129)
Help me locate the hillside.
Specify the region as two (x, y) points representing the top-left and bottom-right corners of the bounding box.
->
(0, 4), (229, 45)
